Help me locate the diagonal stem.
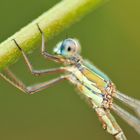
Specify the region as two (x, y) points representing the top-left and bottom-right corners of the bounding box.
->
(0, 0), (109, 71)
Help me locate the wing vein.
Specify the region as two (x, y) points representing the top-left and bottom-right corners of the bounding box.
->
(112, 103), (140, 134)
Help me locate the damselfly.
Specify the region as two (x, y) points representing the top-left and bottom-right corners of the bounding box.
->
(0, 24), (140, 140)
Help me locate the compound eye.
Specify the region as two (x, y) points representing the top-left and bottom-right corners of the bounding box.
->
(67, 46), (72, 52)
(62, 38), (81, 56)
(66, 45), (76, 53)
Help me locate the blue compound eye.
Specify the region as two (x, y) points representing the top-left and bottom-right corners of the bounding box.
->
(67, 46), (71, 52)
(53, 38), (81, 58)
(62, 39), (79, 53)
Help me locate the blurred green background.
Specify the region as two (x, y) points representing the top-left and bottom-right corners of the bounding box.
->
(0, 0), (140, 140)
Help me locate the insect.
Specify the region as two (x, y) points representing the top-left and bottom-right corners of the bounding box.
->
(0, 24), (140, 140)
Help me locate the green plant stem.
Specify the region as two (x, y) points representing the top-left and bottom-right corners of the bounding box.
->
(0, 0), (108, 71)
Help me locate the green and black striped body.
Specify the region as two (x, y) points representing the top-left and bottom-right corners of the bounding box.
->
(67, 60), (112, 108)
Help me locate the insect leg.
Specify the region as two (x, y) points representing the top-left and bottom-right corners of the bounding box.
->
(0, 68), (27, 93)
(13, 39), (66, 76)
(0, 68), (68, 94)
(36, 24), (63, 63)
(94, 107), (127, 140)
(25, 75), (67, 94)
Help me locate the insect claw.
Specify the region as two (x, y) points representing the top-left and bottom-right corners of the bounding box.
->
(36, 23), (43, 34)
(12, 39), (22, 51)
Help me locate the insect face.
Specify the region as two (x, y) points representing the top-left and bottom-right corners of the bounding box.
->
(53, 38), (81, 58)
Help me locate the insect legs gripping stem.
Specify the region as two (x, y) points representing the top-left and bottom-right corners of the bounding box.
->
(0, 23), (140, 140)
(0, 28), (69, 94)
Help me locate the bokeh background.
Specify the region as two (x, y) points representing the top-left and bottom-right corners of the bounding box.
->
(0, 0), (140, 140)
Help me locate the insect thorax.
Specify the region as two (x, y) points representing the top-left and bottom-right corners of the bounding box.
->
(66, 62), (116, 109)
